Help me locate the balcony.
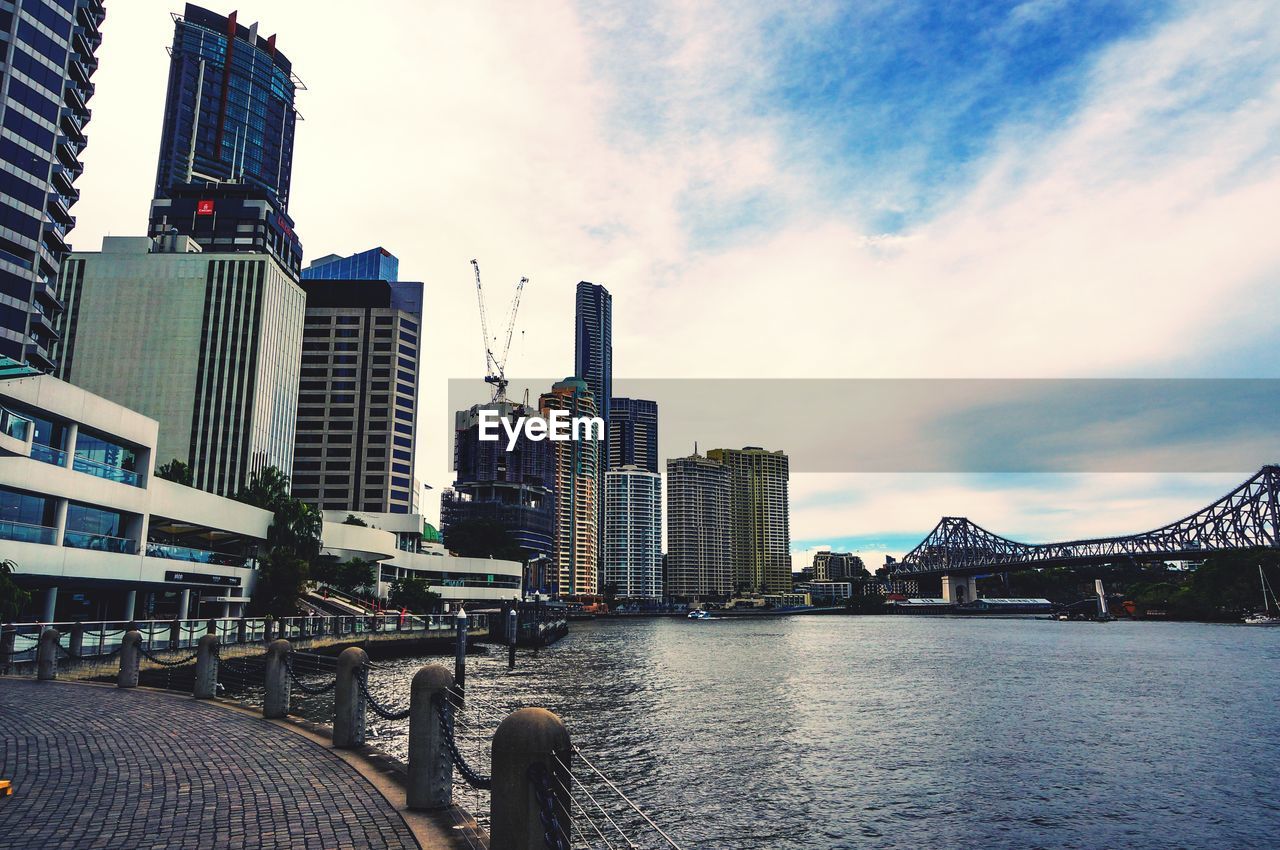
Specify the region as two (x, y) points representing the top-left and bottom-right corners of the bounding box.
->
(60, 108), (87, 145)
(30, 443), (67, 466)
(72, 455), (141, 487)
(64, 530), (136, 554)
(1, 406), (32, 441)
(48, 194), (75, 228)
(146, 541), (249, 569)
(32, 278), (64, 313)
(28, 304), (59, 339)
(0, 519), (57, 545)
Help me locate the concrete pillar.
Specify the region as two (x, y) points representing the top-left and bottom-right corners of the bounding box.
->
(193, 635), (218, 699)
(69, 622), (84, 658)
(941, 575), (957, 604)
(221, 601), (231, 618)
(263, 639), (291, 719)
(123, 590), (137, 623)
(37, 628), (60, 680)
(41, 587), (57, 623)
(52, 499), (67, 546)
(62, 422), (78, 468)
(407, 664), (455, 811)
(118, 630), (141, 688)
(490, 708), (572, 850)
(178, 589), (191, 621)
(965, 576), (979, 604)
(334, 646), (368, 749)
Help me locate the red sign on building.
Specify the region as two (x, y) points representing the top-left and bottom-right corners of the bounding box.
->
(197, 200), (215, 216)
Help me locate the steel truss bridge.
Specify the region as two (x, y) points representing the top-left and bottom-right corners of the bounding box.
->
(895, 465), (1280, 578)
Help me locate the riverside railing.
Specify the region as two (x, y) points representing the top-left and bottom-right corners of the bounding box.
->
(0, 613), (488, 671)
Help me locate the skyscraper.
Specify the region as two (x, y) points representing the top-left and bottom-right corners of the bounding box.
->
(153, 5), (298, 209)
(0, 0), (106, 370)
(290, 267), (423, 514)
(540, 377), (600, 597)
(302, 247), (399, 283)
(608, 397), (658, 473)
(665, 452), (732, 600)
(813, 551), (867, 582)
(603, 465), (662, 600)
(573, 282), (612, 452)
(147, 6), (303, 276)
(53, 235), (304, 495)
(441, 399), (555, 559)
(707, 446), (792, 595)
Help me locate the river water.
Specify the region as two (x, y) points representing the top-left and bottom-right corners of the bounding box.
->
(366, 615), (1280, 849)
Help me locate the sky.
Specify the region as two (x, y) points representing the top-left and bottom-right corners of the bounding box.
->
(69, 1), (1280, 567)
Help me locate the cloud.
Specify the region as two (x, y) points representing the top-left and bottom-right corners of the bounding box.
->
(65, 1), (1280, 545)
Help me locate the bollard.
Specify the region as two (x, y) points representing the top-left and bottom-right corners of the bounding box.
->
(454, 608), (468, 696)
(193, 634), (219, 699)
(169, 618), (180, 650)
(118, 630), (141, 688)
(407, 664), (455, 810)
(0, 626), (14, 673)
(490, 708), (572, 850)
(263, 619), (274, 643)
(508, 608), (518, 670)
(36, 628), (60, 680)
(69, 622), (85, 659)
(237, 618), (247, 644)
(333, 646), (368, 748)
(263, 639), (292, 718)
(206, 617), (217, 636)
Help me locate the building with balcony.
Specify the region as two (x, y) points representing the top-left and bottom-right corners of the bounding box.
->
(665, 451), (732, 600)
(707, 446), (792, 595)
(603, 465), (662, 600)
(812, 550), (868, 582)
(540, 378), (600, 598)
(0, 0), (106, 370)
(291, 270), (422, 514)
(52, 235), (304, 496)
(0, 362), (270, 622)
(320, 510), (522, 605)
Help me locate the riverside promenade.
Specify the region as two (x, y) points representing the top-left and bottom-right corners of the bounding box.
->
(0, 678), (478, 850)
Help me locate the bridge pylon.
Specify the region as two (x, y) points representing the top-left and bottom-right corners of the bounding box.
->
(941, 575), (978, 604)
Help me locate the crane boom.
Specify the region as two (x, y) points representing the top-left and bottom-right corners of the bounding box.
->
(469, 259), (529, 401)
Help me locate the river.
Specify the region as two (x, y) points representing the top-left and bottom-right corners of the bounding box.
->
(364, 615), (1280, 849)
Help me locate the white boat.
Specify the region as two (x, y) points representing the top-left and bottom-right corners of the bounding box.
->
(1243, 565), (1280, 626)
(687, 609), (713, 620)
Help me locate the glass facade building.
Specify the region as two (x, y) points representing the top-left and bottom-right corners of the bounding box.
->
(0, 0), (106, 370)
(154, 4), (299, 209)
(303, 247), (399, 283)
(608, 397), (658, 473)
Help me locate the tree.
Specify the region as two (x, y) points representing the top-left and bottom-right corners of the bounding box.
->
(603, 581), (619, 609)
(342, 514), (368, 527)
(443, 518), (526, 562)
(0, 559), (29, 622)
(251, 549), (310, 617)
(155, 458), (193, 486)
(313, 557), (376, 595)
(388, 576), (442, 614)
(235, 467), (324, 614)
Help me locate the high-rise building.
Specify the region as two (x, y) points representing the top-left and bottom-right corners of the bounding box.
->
(147, 6), (303, 276)
(0, 0), (106, 370)
(603, 465), (662, 599)
(53, 235), (304, 496)
(154, 5), (298, 209)
(441, 399), (555, 560)
(290, 272), (423, 513)
(303, 247), (399, 283)
(574, 282), (612, 453)
(540, 377), (600, 597)
(813, 550), (867, 582)
(707, 446), (792, 594)
(608, 397), (658, 473)
(665, 452), (732, 600)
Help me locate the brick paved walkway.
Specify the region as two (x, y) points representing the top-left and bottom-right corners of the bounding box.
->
(0, 678), (422, 850)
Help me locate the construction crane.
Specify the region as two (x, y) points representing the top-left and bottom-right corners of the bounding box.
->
(470, 258), (528, 401)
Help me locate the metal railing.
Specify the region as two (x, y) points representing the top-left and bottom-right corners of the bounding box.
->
(29, 443), (66, 466)
(71, 454), (141, 486)
(145, 541), (249, 568)
(1, 613), (489, 668)
(0, 519), (57, 545)
(62, 530), (136, 554)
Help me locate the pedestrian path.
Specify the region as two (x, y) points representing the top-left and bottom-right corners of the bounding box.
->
(0, 678), (457, 850)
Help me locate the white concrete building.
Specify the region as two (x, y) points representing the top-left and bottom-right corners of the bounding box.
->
(1, 366), (270, 621)
(321, 510), (522, 605)
(603, 465), (662, 599)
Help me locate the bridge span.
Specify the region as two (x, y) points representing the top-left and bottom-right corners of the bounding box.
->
(893, 465), (1280, 602)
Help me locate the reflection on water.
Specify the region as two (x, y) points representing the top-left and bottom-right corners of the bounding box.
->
(367, 616), (1280, 849)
